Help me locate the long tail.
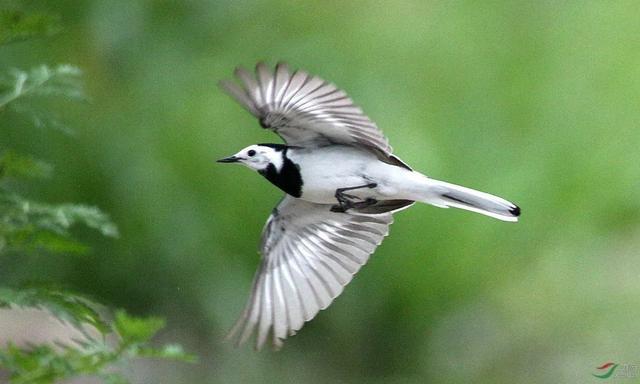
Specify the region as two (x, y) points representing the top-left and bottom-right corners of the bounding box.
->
(417, 178), (520, 222)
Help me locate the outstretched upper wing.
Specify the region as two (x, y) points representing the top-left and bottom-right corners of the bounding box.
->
(219, 62), (393, 155)
(227, 196), (394, 350)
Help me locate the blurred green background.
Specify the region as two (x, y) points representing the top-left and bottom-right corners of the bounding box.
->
(2, 1), (640, 383)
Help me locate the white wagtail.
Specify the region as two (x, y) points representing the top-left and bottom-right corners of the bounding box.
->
(218, 62), (520, 350)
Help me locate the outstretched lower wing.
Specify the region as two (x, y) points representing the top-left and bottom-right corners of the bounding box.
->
(219, 62), (393, 156)
(227, 196), (394, 350)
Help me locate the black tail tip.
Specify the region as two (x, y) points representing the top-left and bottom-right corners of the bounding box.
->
(509, 205), (521, 217)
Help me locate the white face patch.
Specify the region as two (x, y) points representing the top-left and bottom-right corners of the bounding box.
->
(234, 144), (284, 172)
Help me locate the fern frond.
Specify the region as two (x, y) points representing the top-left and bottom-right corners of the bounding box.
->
(0, 193), (119, 255)
(0, 65), (85, 134)
(0, 287), (110, 336)
(0, 65), (84, 109)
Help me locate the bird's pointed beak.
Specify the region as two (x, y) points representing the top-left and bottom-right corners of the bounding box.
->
(216, 155), (241, 163)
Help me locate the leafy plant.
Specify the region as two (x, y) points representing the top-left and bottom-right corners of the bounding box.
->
(0, 189), (119, 255)
(0, 288), (195, 384)
(0, 8), (195, 383)
(0, 64), (85, 134)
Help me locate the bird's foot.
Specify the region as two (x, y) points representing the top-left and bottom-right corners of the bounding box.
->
(331, 198), (379, 213)
(331, 183), (378, 213)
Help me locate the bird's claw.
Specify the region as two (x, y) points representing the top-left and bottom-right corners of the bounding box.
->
(333, 183), (379, 213)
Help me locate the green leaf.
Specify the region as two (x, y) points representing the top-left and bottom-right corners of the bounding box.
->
(0, 65), (85, 134)
(0, 150), (53, 180)
(136, 344), (198, 363)
(0, 65), (85, 108)
(114, 310), (166, 345)
(4, 230), (90, 255)
(0, 192), (119, 255)
(0, 287), (110, 336)
(52, 204), (120, 238)
(0, 341), (120, 384)
(0, 10), (61, 46)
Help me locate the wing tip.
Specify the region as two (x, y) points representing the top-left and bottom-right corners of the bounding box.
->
(233, 65), (251, 80)
(217, 78), (235, 91)
(275, 60), (289, 69)
(255, 61), (269, 72)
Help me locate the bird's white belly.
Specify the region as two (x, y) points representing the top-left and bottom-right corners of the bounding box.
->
(289, 146), (410, 204)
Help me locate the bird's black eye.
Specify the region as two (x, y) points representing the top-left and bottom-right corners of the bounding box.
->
(248, 149), (256, 157)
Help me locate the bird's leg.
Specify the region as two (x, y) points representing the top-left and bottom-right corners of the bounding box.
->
(331, 183), (378, 212)
(334, 183), (377, 206)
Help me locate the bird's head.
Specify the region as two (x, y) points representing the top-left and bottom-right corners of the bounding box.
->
(217, 144), (285, 172)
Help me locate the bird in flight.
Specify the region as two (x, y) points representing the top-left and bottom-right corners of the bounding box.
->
(218, 62), (520, 350)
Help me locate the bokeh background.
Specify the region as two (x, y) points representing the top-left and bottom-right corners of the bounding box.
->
(2, 1), (640, 383)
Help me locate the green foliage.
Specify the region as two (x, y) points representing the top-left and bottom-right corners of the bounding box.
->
(0, 151), (53, 180)
(0, 289), (195, 384)
(0, 65), (85, 108)
(114, 311), (166, 345)
(0, 64), (84, 133)
(0, 8), (195, 384)
(0, 192), (119, 255)
(0, 287), (109, 335)
(0, 64), (107, 257)
(0, 9), (61, 46)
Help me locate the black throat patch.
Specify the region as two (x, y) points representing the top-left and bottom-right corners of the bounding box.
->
(258, 147), (303, 198)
